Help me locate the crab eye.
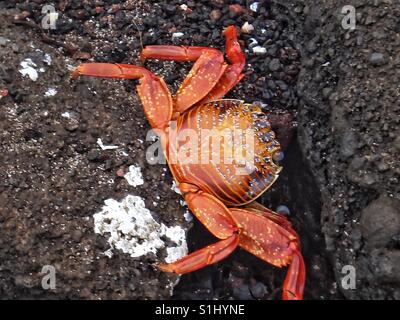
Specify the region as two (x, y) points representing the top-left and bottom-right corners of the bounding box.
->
(272, 150), (284, 163)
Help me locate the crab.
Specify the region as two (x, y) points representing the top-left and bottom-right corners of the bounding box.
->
(72, 26), (305, 300)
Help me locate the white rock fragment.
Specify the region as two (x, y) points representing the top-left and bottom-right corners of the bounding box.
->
(44, 88), (57, 97)
(248, 37), (259, 49)
(66, 64), (75, 71)
(179, 199), (187, 207)
(43, 53), (52, 66)
(97, 138), (119, 150)
(94, 196), (164, 258)
(93, 195), (188, 262)
(171, 181), (181, 194)
(322, 61), (330, 67)
(241, 22), (254, 34)
(250, 2), (259, 12)
(172, 32), (184, 39)
(124, 165), (144, 187)
(0, 36), (10, 46)
(104, 249), (113, 258)
(183, 210), (193, 222)
(252, 46), (267, 55)
(165, 225), (187, 263)
(19, 58), (38, 81)
(61, 111), (71, 118)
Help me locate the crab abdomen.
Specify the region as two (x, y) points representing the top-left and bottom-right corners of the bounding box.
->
(168, 100), (282, 206)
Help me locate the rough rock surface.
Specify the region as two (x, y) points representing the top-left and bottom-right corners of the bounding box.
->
(296, 0), (400, 299)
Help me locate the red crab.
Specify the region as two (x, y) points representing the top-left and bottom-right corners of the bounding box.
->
(72, 26), (305, 300)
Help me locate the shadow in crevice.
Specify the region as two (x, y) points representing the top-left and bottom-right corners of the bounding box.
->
(172, 137), (340, 300)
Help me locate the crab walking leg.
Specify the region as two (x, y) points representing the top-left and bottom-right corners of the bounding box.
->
(71, 63), (173, 130)
(159, 185), (241, 273)
(158, 235), (239, 274)
(141, 26), (245, 110)
(282, 244), (306, 300)
(199, 26), (246, 104)
(141, 45), (222, 62)
(142, 44), (227, 113)
(243, 202), (305, 299)
(245, 201), (298, 236)
(230, 208), (305, 300)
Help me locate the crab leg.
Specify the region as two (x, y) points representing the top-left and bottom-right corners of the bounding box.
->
(158, 235), (239, 274)
(141, 46), (222, 62)
(245, 201), (298, 235)
(232, 205), (306, 300)
(158, 185), (240, 273)
(140, 26), (244, 112)
(199, 26), (246, 104)
(71, 63), (172, 130)
(283, 244), (305, 300)
(142, 44), (227, 113)
(160, 184), (305, 299)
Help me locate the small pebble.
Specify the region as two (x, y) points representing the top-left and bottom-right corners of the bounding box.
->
(276, 205), (290, 215)
(268, 58), (281, 71)
(241, 22), (254, 34)
(0, 36), (9, 46)
(369, 52), (388, 66)
(172, 32), (184, 39)
(250, 2), (259, 12)
(252, 46), (266, 55)
(179, 4), (189, 11)
(229, 4), (246, 16)
(87, 149), (101, 162)
(209, 9), (222, 21)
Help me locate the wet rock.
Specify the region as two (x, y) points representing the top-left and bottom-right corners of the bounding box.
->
(360, 195), (400, 249)
(275, 80), (288, 91)
(369, 52), (388, 66)
(0, 36), (9, 46)
(249, 278), (267, 299)
(392, 136), (400, 152)
(322, 87), (333, 99)
(268, 58), (281, 72)
(376, 161), (389, 173)
(64, 118), (79, 132)
(349, 156), (366, 170)
(339, 131), (358, 159)
(347, 169), (377, 188)
(14, 274), (36, 288)
(229, 4), (246, 16)
(369, 249), (400, 284)
(164, 4), (176, 15)
(229, 274), (252, 300)
(306, 40), (318, 53)
(87, 149), (101, 162)
(209, 9), (221, 21)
